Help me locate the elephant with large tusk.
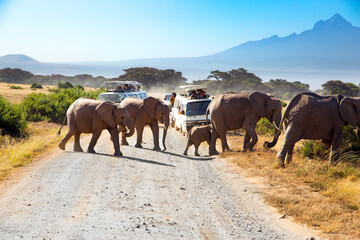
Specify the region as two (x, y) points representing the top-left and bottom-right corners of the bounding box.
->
(57, 98), (135, 156)
(207, 91), (283, 155)
(120, 96), (170, 151)
(265, 92), (360, 167)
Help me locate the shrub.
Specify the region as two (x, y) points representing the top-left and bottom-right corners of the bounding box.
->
(256, 118), (274, 136)
(30, 83), (43, 89)
(10, 85), (23, 90)
(20, 86), (105, 123)
(0, 95), (27, 137)
(299, 140), (329, 159)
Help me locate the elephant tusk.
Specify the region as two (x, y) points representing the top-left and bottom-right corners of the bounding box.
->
(273, 121), (280, 131)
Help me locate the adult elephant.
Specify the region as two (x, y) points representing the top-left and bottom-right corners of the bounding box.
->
(120, 96), (170, 151)
(57, 98), (135, 156)
(265, 92), (360, 167)
(207, 91), (283, 155)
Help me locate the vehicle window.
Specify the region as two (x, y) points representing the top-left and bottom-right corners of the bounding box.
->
(186, 101), (211, 116)
(97, 93), (124, 103)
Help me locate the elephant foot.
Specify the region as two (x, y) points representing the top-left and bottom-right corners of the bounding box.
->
(135, 144), (143, 148)
(209, 149), (219, 156)
(114, 151), (123, 156)
(58, 142), (66, 150)
(242, 149), (247, 153)
(153, 146), (161, 151)
(74, 146), (83, 152)
(277, 159), (285, 168)
(195, 153), (200, 157)
(121, 141), (129, 146)
(183, 152), (188, 156)
(87, 148), (96, 154)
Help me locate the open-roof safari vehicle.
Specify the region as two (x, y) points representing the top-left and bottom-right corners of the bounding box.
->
(171, 85), (212, 135)
(97, 81), (147, 103)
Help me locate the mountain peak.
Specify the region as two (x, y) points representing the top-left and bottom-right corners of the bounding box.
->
(0, 54), (38, 63)
(313, 13), (353, 31)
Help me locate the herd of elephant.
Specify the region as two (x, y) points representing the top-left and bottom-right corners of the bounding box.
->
(58, 92), (360, 168)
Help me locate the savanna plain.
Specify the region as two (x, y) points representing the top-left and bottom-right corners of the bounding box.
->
(0, 83), (359, 239)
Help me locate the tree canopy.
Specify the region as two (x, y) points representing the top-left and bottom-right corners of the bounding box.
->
(322, 80), (360, 97)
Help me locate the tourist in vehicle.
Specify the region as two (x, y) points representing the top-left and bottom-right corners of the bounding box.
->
(190, 90), (197, 99)
(123, 84), (129, 90)
(200, 90), (207, 98)
(116, 85), (123, 92)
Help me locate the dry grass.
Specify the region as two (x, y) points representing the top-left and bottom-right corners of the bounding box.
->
(218, 133), (360, 240)
(0, 122), (62, 181)
(0, 82), (57, 104)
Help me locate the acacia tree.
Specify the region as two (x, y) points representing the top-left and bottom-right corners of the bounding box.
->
(118, 67), (187, 89)
(322, 80), (359, 97)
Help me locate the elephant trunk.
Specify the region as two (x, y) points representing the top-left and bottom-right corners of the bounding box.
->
(264, 111), (282, 149)
(124, 119), (135, 137)
(162, 116), (169, 151)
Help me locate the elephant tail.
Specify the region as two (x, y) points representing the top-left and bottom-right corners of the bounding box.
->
(206, 101), (212, 127)
(57, 115), (67, 136)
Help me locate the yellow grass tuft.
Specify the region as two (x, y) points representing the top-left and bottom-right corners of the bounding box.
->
(0, 122), (62, 181)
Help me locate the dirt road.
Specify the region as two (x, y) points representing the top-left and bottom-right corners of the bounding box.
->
(0, 127), (318, 239)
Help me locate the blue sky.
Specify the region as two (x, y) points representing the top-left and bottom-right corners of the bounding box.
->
(0, 0), (359, 62)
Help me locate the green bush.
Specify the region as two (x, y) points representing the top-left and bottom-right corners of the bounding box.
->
(299, 140), (330, 159)
(30, 83), (43, 89)
(10, 85), (23, 90)
(20, 86), (104, 123)
(256, 118), (274, 136)
(0, 95), (27, 137)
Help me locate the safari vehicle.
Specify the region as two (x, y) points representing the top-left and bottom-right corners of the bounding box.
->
(171, 85), (212, 135)
(97, 81), (147, 103)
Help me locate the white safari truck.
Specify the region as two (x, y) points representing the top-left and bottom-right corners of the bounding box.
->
(97, 81), (147, 103)
(171, 85), (212, 135)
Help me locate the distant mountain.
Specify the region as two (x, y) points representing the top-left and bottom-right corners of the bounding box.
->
(207, 13), (360, 70)
(0, 14), (359, 89)
(0, 54), (39, 63)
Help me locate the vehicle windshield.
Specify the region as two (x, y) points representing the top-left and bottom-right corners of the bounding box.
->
(186, 101), (211, 116)
(97, 93), (124, 103)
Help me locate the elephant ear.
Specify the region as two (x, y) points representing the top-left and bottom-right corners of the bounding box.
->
(249, 92), (269, 117)
(340, 97), (360, 127)
(95, 101), (116, 128)
(143, 96), (159, 120)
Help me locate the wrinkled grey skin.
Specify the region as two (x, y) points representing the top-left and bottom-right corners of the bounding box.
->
(58, 98), (135, 156)
(183, 125), (211, 156)
(207, 92), (282, 155)
(120, 96), (170, 151)
(265, 92), (360, 167)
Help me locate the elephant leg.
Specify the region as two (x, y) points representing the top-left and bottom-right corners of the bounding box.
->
(285, 143), (295, 164)
(109, 128), (122, 156)
(242, 132), (251, 152)
(243, 127), (257, 152)
(183, 138), (192, 155)
(87, 130), (102, 154)
(209, 128), (220, 155)
(217, 129), (230, 152)
(73, 133), (83, 152)
(194, 143), (200, 156)
(121, 130), (129, 145)
(58, 130), (74, 150)
(135, 126), (144, 148)
(149, 122), (161, 151)
(277, 125), (299, 167)
(329, 129), (343, 164)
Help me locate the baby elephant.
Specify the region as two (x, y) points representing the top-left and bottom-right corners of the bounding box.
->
(183, 125), (211, 156)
